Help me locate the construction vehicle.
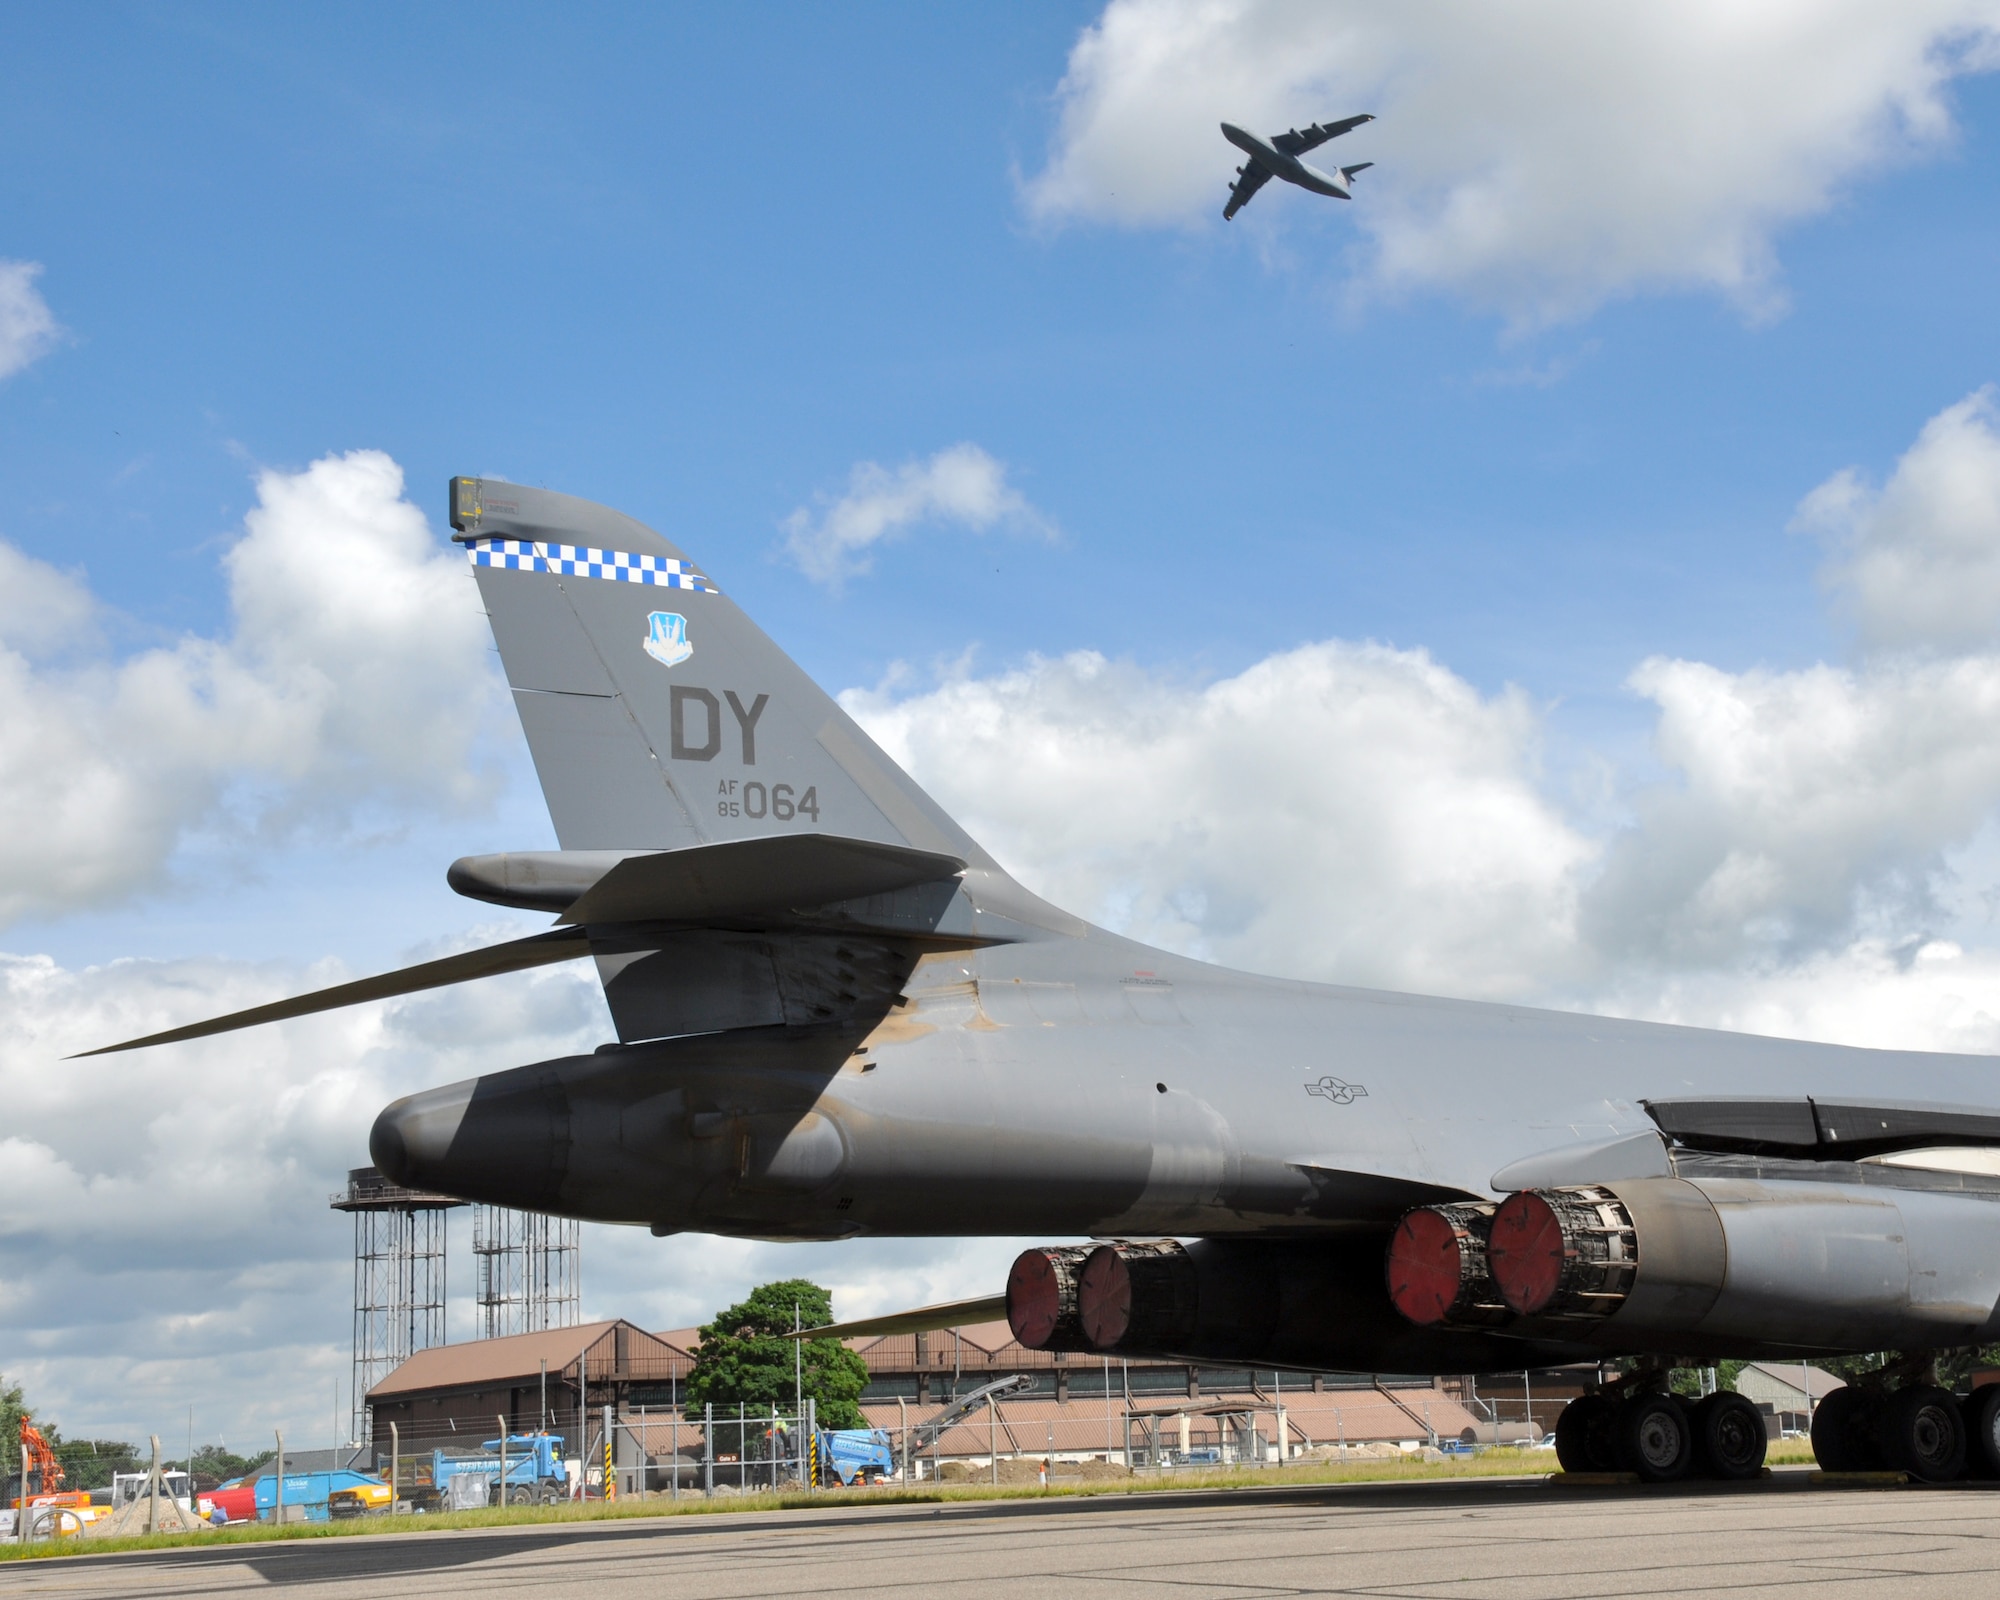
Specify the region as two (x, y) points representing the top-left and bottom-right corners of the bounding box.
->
(5, 1415), (88, 1536)
(110, 1470), (193, 1512)
(811, 1429), (895, 1486)
(13, 1414), (63, 1503)
(391, 1432), (568, 1510)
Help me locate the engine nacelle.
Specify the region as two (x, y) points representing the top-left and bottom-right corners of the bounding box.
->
(1006, 1245), (1096, 1352)
(1006, 1236), (1593, 1373)
(1395, 1175), (2000, 1354)
(1383, 1201), (1509, 1327)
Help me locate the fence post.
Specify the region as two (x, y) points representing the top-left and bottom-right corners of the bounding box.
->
(704, 1403), (713, 1497)
(390, 1422), (399, 1517)
(273, 1429), (284, 1527)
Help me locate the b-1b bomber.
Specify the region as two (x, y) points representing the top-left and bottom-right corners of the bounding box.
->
(88, 476), (2000, 1489)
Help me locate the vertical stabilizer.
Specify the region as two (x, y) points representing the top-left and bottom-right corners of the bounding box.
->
(451, 477), (992, 866)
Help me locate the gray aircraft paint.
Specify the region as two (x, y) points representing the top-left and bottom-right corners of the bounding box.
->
(1221, 115), (1374, 220)
(90, 478), (2000, 1369)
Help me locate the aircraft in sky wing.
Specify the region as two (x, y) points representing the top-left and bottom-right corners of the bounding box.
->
(1221, 114), (1374, 220)
(85, 477), (2000, 1486)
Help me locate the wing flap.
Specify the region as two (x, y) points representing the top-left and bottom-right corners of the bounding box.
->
(1644, 1096), (2000, 1160)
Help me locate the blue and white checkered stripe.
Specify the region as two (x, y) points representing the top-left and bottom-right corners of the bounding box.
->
(464, 538), (719, 593)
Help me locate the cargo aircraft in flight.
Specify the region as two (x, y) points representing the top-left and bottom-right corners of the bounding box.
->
(87, 479), (2000, 1487)
(1221, 115), (1373, 220)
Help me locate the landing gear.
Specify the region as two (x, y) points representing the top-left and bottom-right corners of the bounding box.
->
(1962, 1384), (2000, 1478)
(1877, 1386), (1964, 1483)
(1554, 1391), (1616, 1473)
(1690, 1391), (1767, 1480)
(1614, 1393), (1693, 1482)
(1810, 1384), (1878, 1471)
(1552, 1384), (1718, 1481)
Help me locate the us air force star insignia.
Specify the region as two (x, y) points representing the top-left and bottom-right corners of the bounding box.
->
(1305, 1075), (1367, 1105)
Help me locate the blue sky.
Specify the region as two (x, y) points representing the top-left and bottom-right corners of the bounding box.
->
(5, 2), (2000, 1447)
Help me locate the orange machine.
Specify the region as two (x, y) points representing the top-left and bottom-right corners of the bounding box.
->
(14, 1414), (64, 1505)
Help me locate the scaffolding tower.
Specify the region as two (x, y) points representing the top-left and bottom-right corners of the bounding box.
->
(473, 1207), (581, 1339)
(331, 1167), (464, 1444)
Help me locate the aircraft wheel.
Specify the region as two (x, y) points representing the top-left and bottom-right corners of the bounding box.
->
(1554, 1393), (1616, 1473)
(1878, 1386), (1965, 1482)
(1960, 1386), (2000, 1479)
(1690, 1391), (1767, 1480)
(1810, 1386), (1880, 1472)
(1614, 1393), (1693, 1482)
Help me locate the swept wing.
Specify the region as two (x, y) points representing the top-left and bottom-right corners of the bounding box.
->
(1268, 113), (1374, 156)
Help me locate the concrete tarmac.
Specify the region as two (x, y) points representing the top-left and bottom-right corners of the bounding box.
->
(5, 1474), (2000, 1599)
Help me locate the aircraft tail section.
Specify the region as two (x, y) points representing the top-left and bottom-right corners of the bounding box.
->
(450, 477), (993, 867)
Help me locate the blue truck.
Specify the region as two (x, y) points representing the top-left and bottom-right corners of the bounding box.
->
(813, 1429), (895, 1486)
(402, 1432), (569, 1509)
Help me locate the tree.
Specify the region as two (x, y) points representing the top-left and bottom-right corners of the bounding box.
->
(1666, 1360), (1746, 1397)
(55, 1440), (141, 1492)
(684, 1279), (868, 1432)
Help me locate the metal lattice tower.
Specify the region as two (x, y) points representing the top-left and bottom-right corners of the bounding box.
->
(331, 1167), (465, 1444)
(473, 1207), (581, 1340)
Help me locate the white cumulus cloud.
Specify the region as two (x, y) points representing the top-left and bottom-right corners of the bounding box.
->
(0, 937), (608, 1445)
(1025, 0), (2000, 325)
(0, 450), (506, 925)
(849, 641), (1591, 997)
(782, 443), (1053, 588)
(0, 260), (60, 380)
(851, 389), (2000, 1043)
(1804, 387), (2000, 654)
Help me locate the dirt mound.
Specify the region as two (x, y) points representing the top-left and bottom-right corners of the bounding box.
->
(936, 1457), (1131, 1484)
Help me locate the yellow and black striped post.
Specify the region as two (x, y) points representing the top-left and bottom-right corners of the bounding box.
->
(808, 1430), (819, 1489)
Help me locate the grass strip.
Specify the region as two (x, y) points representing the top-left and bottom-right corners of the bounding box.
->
(0, 1449), (1572, 1561)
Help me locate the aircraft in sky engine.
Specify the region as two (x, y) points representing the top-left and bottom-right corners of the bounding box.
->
(86, 476), (2000, 1487)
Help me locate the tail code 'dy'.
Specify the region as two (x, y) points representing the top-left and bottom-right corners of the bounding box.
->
(450, 476), (992, 865)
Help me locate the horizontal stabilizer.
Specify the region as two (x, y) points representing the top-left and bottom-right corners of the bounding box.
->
(557, 833), (965, 926)
(71, 927), (591, 1057)
(788, 1295), (1008, 1342)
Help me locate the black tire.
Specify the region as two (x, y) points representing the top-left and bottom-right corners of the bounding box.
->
(1690, 1391), (1767, 1480)
(1878, 1386), (1965, 1482)
(1554, 1393), (1616, 1473)
(1961, 1386), (2000, 1479)
(1811, 1386), (1880, 1472)
(1614, 1393), (1693, 1482)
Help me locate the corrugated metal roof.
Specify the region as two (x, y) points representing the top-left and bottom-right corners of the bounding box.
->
(368, 1320), (696, 1399)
